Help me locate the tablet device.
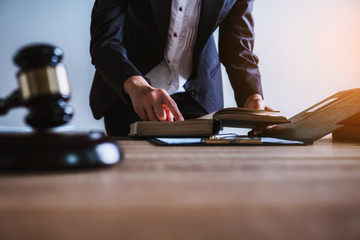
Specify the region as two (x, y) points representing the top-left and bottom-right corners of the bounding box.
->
(150, 136), (308, 146)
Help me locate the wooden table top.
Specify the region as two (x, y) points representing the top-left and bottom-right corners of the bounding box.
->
(0, 136), (359, 240)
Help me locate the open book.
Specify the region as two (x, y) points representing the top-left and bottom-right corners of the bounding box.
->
(129, 107), (290, 137)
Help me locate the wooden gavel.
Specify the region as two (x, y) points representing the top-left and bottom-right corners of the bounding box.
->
(0, 44), (74, 130)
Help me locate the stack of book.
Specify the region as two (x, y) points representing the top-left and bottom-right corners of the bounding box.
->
(129, 107), (290, 138)
(332, 112), (360, 141)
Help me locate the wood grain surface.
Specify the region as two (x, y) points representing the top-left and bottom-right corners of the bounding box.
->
(0, 137), (359, 240)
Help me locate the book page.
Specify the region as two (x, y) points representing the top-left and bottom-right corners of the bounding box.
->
(198, 107), (281, 120)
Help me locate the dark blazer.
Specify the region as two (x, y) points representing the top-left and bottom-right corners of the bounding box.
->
(90, 0), (263, 119)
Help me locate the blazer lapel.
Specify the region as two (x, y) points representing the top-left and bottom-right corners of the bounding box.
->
(149, 0), (172, 52)
(193, 0), (225, 60)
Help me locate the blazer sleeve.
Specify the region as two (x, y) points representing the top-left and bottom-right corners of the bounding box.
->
(90, 0), (142, 103)
(218, 0), (263, 107)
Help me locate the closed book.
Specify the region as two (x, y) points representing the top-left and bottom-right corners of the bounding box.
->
(129, 107), (290, 138)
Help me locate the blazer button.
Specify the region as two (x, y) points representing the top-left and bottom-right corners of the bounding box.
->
(190, 90), (197, 96)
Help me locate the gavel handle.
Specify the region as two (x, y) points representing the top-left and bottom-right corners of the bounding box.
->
(0, 89), (22, 115)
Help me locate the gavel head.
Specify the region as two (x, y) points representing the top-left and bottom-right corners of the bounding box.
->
(14, 44), (74, 130)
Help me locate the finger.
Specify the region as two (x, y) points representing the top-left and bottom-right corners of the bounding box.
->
(254, 101), (261, 109)
(145, 105), (158, 121)
(256, 100), (265, 110)
(153, 103), (167, 121)
(163, 104), (174, 121)
(265, 105), (275, 111)
(248, 100), (262, 110)
(248, 128), (264, 136)
(135, 107), (149, 121)
(162, 98), (184, 121)
(266, 124), (276, 129)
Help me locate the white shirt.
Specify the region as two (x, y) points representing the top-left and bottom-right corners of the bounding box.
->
(145, 0), (202, 94)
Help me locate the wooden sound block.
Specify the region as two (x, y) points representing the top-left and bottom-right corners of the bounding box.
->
(0, 131), (122, 171)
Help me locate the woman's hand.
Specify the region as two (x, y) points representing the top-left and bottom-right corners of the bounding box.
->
(244, 94), (275, 136)
(123, 76), (184, 121)
(243, 94), (273, 111)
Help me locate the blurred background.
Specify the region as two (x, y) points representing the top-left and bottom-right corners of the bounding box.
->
(0, 0), (359, 132)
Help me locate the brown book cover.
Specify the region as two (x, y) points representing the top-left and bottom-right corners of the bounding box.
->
(332, 125), (360, 141)
(337, 112), (360, 125)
